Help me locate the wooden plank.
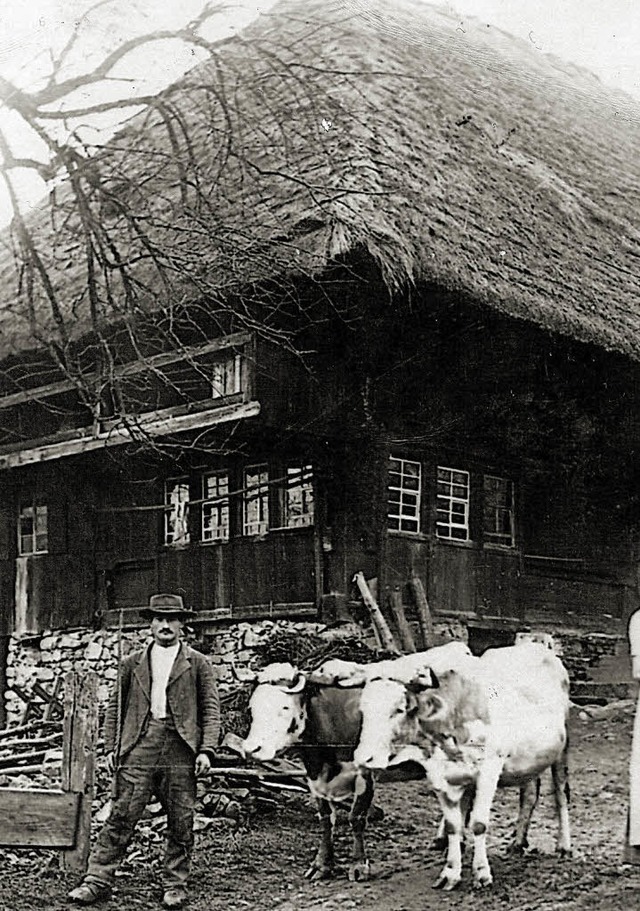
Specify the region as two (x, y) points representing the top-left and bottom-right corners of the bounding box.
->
(388, 587), (417, 653)
(0, 789), (80, 847)
(353, 572), (400, 653)
(61, 672), (98, 873)
(410, 576), (435, 649)
(0, 720), (62, 741)
(0, 332), (252, 410)
(103, 602), (317, 628)
(0, 400), (261, 469)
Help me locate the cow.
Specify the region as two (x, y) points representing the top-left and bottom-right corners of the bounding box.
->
(240, 643), (472, 881)
(353, 642), (571, 891)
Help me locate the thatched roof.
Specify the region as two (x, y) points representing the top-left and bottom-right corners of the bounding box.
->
(1, 0), (640, 363)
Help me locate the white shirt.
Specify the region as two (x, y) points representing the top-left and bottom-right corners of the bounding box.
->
(150, 642), (180, 719)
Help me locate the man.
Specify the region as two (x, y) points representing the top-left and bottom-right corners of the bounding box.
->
(68, 593), (220, 909)
(626, 608), (640, 863)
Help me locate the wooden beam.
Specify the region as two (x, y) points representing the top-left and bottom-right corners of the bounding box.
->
(410, 576), (435, 649)
(388, 587), (417, 653)
(0, 400), (261, 469)
(0, 789), (81, 847)
(353, 572), (400, 654)
(61, 672), (98, 873)
(0, 331), (252, 410)
(103, 602), (317, 629)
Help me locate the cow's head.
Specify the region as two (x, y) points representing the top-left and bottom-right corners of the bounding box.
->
(354, 667), (440, 770)
(241, 662), (308, 762)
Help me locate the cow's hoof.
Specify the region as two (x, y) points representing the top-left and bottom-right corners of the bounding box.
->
(434, 872), (460, 891)
(558, 847), (573, 859)
(473, 871), (493, 889)
(304, 864), (333, 881)
(348, 860), (371, 882)
(431, 836), (448, 853)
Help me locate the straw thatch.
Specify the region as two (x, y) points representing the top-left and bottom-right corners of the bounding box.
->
(1, 0), (639, 364)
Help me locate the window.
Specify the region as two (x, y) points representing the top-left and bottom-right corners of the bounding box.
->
(164, 479), (190, 546)
(284, 464), (314, 528)
(388, 457), (421, 533)
(211, 353), (242, 399)
(18, 503), (48, 555)
(201, 472), (230, 543)
(436, 467), (470, 541)
(243, 466), (269, 536)
(484, 475), (515, 547)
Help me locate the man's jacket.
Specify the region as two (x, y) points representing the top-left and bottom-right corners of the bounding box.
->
(103, 642), (220, 760)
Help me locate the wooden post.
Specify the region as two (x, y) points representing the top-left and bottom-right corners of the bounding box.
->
(410, 576), (435, 649)
(61, 671), (98, 873)
(388, 586), (417, 653)
(353, 572), (400, 654)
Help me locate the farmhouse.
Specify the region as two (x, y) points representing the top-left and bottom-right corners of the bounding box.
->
(1, 0), (639, 718)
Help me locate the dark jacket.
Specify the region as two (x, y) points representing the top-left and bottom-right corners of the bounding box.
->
(103, 642), (220, 760)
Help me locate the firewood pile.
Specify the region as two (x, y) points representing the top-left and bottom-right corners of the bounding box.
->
(0, 718), (64, 786)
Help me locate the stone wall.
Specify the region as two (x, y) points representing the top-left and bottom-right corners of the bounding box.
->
(3, 616), (468, 725)
(3, 618), (340, 725)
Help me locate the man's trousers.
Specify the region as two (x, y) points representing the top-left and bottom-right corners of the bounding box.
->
(85, 719), (197, 890)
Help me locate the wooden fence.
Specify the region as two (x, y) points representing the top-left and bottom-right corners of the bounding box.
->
(0, 671), (97, 871)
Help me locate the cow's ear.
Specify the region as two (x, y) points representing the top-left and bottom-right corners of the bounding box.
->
(419, 693), (445, 720)
(405, 690), (421, 717)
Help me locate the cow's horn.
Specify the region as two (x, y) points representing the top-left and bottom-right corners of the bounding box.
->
(284, 672), (306, 693)
(407, 667), (439, 692)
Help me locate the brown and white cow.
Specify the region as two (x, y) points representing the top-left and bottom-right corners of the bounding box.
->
(353, 642), (571, 890)
(240, 645), (470, 881)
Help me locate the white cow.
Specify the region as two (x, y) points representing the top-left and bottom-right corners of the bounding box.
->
(354, 642), (571, 890)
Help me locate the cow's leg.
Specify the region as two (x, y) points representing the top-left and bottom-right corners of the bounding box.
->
(510, 779), (540, 854)
(469, 757), (503, 888)
(433, 790), (465, 891)
(551, 740), (571, 856)
(432, 814), (447, 852)
(305, 797), (336, 880)
(348, 770), (374, 882)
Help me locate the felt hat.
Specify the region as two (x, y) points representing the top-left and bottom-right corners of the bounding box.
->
(140, 593), (196, 620)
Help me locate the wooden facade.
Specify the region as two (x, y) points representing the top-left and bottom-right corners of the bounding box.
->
(0, 275), (638, 656)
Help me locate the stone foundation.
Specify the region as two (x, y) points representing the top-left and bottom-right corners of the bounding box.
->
(5, 613), (627, 724)
(3, 615), (468, 725)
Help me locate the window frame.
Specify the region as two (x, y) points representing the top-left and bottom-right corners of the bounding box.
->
(201, 471), (230, 544)
(18, 501), (49, 556)
(387, 456), (422, 535)
(242, 464), (269, 537)
(163, 477), (191, 547)
(280, 463), (315, 530)
(436, 465), (470, 542)
(483, 474), (516, 548)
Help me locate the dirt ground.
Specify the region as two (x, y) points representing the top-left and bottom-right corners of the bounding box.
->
(1, 707), (639, 911)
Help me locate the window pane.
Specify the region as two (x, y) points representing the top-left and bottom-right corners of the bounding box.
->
(436, 467), (469, 541)
(388, 457), (422, 534)
(165, 480), (190, 546)
(484, 475), (515, 546)
(18, 503), (48, 555)
(244, 466), (269, 536)
(202, 472), (229, 543)
(211, 353), (243, 399)
(285, 465), (314, 528)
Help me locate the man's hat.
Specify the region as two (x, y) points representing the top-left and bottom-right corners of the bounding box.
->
(140, 593), (196, 620)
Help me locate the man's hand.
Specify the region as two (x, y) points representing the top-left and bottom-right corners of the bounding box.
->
(195, 752), (211, 777)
